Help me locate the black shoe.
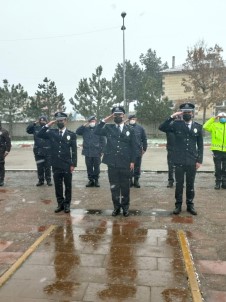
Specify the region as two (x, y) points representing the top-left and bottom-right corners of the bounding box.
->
(130, 179), (134, 187)
(54, 205), (64, 213)
(123, 210), (129, 217)
(215, 181), (221, 189)
(134, 179), (140, 188)
(0, 182), (4, 186)
(173, 206), (181, 215)
(86, 180), (94, 187)
(112, 209), (121, 216)
(94, 180), (100, 187)
(47, 181), (53, 186)
(64, 205), (71, 213)
(167, 181), (174, 188)
(187, 206), (197, 215)
(36, 181), (44, 186)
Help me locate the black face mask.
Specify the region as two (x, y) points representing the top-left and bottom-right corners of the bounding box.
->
(183, 114), (192, 122)
(57, 122), (64, 129)
(114, 116), (123, 124)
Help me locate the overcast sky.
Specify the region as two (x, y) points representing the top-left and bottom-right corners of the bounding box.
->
(1, 0), (226, 111)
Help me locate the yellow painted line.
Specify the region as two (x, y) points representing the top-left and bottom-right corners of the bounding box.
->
(0, 225), (56, 287)
(178, 230), (203, 302)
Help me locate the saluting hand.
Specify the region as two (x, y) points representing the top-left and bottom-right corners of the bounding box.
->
(47, 120), (56, 127)
(103, 114), (114, 123)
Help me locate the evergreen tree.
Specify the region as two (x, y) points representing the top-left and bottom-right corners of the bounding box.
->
(26, 77), (66, 120)
(135, 49), (170, 129)
(112, 60), (143, 112)
(70, 66), (116, 120)
(0, 79), (28, 135)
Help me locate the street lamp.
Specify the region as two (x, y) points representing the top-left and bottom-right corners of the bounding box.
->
(121, 12), (126, 110)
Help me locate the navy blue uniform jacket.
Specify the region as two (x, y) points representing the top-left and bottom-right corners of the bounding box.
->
(37, 126), (77, 170)
(26, 123), (51, 156)
(76, 125), (106, 157)
(159, 118), (203, 165)
(130, 123), (148, 157)
(94, 121), (136, 168)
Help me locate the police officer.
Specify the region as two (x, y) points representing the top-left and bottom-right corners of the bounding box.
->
(26, 116), (52, 186)
(37, 112), (77, 213)
(128, 114), (148, 188)
(159, 103), (203, 215)
(0, 121), (11, 186)
(94, 106), (136, 217)
(203, 112), (226, 189)
(76, 115), (106, 187)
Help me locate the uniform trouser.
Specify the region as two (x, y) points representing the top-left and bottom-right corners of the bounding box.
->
(213, 151), (226, 183)
(130, 156), (142, 179)
(175, 164), (196, 207)
(53, 168), (72, 206)
(85, 156), (101, 180)
(34, 154), (52, 183)
(108, 166), (130, 210)
(0, 152), (5, 182)
(167, 150), (174, 182)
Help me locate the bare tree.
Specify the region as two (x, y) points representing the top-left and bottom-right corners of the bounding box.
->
(182, 41), (226, 123)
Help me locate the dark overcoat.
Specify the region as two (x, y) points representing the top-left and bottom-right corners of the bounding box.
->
(94, 122), (136, 168)
(159, 118), (203, 165)
(37, 126), (77, 170)
(76, 125), (106, 157)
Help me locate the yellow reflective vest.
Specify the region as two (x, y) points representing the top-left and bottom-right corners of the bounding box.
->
(203, 117), (226, 151)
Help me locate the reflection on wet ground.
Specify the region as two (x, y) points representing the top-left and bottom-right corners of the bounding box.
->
(0, 214), (192, 302)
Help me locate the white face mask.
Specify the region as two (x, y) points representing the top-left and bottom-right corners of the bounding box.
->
(89, 122), (96, 128)
(129, 120), (136, 125)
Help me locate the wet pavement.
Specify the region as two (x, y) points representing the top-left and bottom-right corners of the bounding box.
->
(0, 147), (225, 301)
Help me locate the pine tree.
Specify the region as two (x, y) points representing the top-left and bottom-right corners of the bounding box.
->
(26, 77), (66, 120)
(0, 79), (28, 135)
(70, 66), (116, 120)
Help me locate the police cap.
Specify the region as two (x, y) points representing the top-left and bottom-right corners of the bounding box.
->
(39, 115), (48, 122)
(218, 112), (226, 117)
(54, 112), (67, 120)
(111, 106), (125, 114)
(179, 103), (195, 112)
(87, 115), (97, 122)
(128, 114), (136, 119)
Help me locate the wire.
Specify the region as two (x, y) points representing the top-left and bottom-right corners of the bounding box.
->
(0, 26), (119, 42)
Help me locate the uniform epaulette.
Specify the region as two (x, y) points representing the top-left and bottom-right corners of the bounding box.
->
(193, 121), (202, 126)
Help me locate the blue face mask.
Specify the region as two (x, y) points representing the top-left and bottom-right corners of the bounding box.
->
(219, 118), (226, 123)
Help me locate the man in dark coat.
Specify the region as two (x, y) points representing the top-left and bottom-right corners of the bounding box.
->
(159, 103), (203, 215)
(0, 121), (11, 186)
(76, 115), (106, 187)
(128, 114), (148, 188)
(26, 116), (52, 186)
(94, 106), (136, 217)
(37, 112), (77, 213)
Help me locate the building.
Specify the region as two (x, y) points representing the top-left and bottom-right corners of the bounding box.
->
(161, 56), (222, 120)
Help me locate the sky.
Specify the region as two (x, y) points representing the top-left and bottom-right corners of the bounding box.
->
(1, 0), (226, 111)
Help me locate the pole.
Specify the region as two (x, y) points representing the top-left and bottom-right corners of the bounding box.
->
(121, 12), (126, 110)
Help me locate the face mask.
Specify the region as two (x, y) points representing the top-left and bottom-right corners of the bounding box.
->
(39, 122), (46, 126)
(89, 122), (96, 128)
(219, 118), (226, 123)
(129, 120), (136, 125)
(183, 113), (192, 122)
(57, 122), (64, 129)
(114, 116), (123, 124)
